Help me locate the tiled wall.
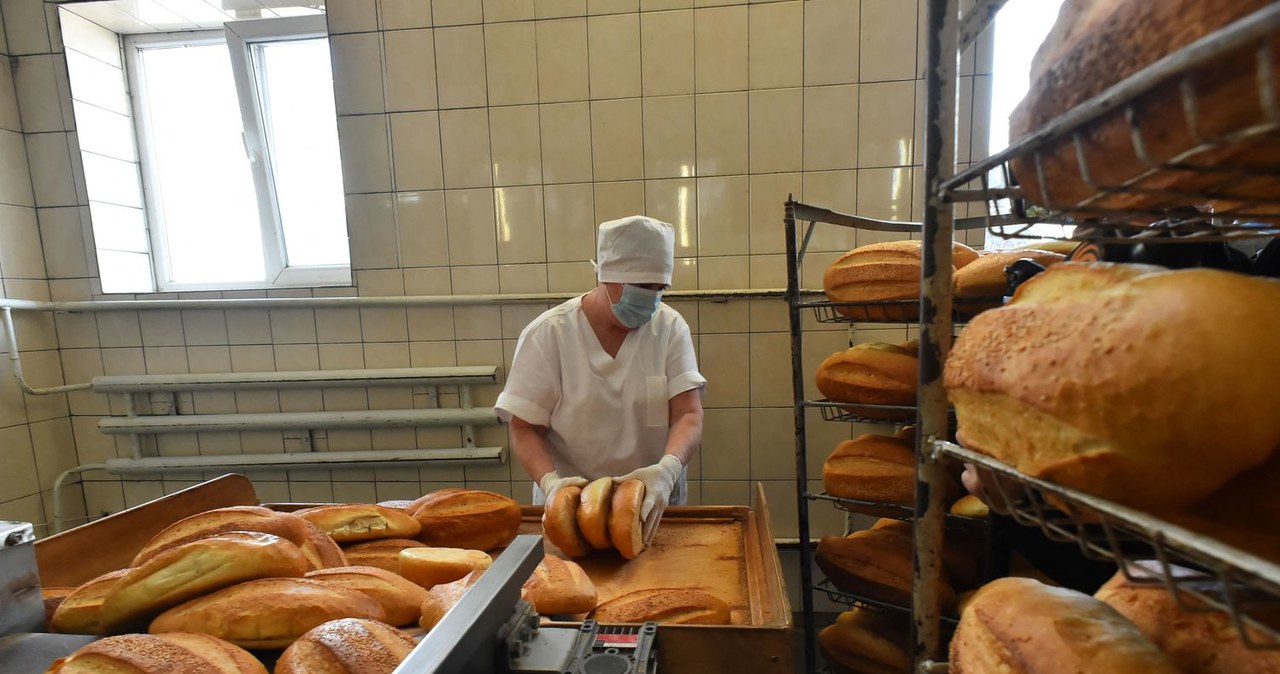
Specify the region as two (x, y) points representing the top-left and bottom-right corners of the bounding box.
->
(0, 0), (992, 538)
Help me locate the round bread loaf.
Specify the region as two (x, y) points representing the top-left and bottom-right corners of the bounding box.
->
(275, 619), (417, 674)
(342, 538), (426, 573)
(608, 480), (646, 560)
(576, 478), (614, 550)
(521, 556), (597, 615)
(305, 566), (429, 627)
(412, 490), (521, 551)
(295, 504), (422, 543)
(818, 608), (910, 674)
(299, 520), (348, 570)
(46, 631), (267, 674)
(815, 342), (918, 420)
(50, 569), (129, 635)
(822, 433), (915, 504)
(542, 485), (591, 558)
(131, 506), (313, 567)
(150, 577), (385, 650)
(418, 571), (482, 631)
(823, 241), (979, 320)
(591, 588), (730, 625)
(946, 263), (1280, 512)
(951, 577), (1184, 674)
(398, 547), (493, 589)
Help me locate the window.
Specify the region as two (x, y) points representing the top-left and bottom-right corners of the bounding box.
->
(124, 16), (349, 291)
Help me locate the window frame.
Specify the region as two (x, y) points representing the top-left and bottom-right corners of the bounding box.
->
(123, 16), (349, 292)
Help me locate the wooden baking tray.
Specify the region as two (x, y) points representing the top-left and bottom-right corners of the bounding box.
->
(32, 476), (793, 673)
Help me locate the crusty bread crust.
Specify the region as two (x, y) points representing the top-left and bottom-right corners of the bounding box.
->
(822, 434), (915, 504)
(576, 477), (615, 550)
(521, 555), (598, 615)
(341, 539), (425, 573)
(608, 480), (646, 560)
(296, 504), (421, 543)
(275, 619), (417, 674)
(412, 490), (521, 551)
(542, 485), (592, 557)
(306, 566), (429, 627)
(47, 632), (268, 674)
(591, 588), (730, 625)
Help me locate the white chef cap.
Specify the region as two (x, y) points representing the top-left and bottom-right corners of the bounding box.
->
(595, 216), (675, 286)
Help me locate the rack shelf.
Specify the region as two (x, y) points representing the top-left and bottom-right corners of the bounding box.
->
(807, 492), (986, 530)
(813, 578), (961, 626)
(807, 399), (918, 424)
(935, 440), (1280, 649)
(801, 298), (1000, 325)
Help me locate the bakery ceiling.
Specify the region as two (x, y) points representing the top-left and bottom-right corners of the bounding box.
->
(58, 0), (323, 35)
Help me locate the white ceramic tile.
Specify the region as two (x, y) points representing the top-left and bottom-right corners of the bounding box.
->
(484, 22), (538, 106)
(804, 0), (859, 86)
(346, 193), (399, 269)
(182, 310), (228, 346)
(14, 56), (64, 134)
(589, 0), (639, 14)
(405, 268), (455, 340)
(0, 59), (19, 132)
(641, 9), (694, 97)
(383, 29), (438, 112)
(642, 95), (695, 179)
(535, 0), (585, 19)
(316, 309), (364, 345)
(397, 191), (450, 268)
(39, 206), (87, 278)
(748, 88), (803, 173)
(858, 80), (915, 167)
(269, 309), (318, 345)
(802, 170), (857, 252)
(390, 111), (444, 191)
(860, 0), (916, 82)
(139, 311), (185, 347)
(26, 132), (77, 208)
(748, 1), (802, 89)
(3, 0), (50, 55)
(0, 205), (46, 279)
(694, 5), (747, 93)
(72, 101), (134, 162)
(432, 0), (483, 25)
(856, 167), (913, 221)
(225, 309), (273, 345)
(498, 263), (549, 293)
(381, 0), (433, 28)
(482, 0), (534, 22)
(699, 333), (749, 408)
(337, 115), (392, 194)
(80, 152), (141, 209)
(594, 180), (645, 224)
(489, 106), (543, 187)
(543, 183), (595, 262)
(327, 0), (378, 33)
(697, 255), (749, 293)
(590, 98), (643, 181)
(330, 33), (385, 115)
(587, 14), (641, 100)
(64, 49), (128, 116)
(539, 103), (593, 184)
(445, 188), (498, 265)
(435, 26), (488, 109)
(58, 11), (119, 68)
(696, 175), (749, 256)
(804, 84), (858, 171)
(748, 172), (802, 255)
(694, 92), (747, 177)
(494, 186), (547, 264)
(536, 18), (589, 103)
(643, 178), (697, 257)
(439, 108), (493, 189)
(547, 261), (595, 291)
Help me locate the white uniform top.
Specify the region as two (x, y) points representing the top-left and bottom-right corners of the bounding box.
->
(494, 295), (706, 481)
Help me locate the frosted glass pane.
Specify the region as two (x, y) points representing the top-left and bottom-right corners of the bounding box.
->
(97, 250), (155, 293)
(256, 37), (350, 268)
(89, 201), (149, 252)
(139, 42), (264, 285)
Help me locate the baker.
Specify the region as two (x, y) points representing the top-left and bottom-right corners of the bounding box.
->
(495, 215), (706, 544)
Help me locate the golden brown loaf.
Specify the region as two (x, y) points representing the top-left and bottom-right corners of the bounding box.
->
(521, 556), (598, 615)
(418, 571), (482, 631)
(1009, 0), (1275, 213)
(43, 587), (75, 626)
(274, 619), (418, 674)
(591, 588), (730, 625)
(49, 569), (129, 635)
(948, 495), (990, 519)
(300, 520), (349, 570)
(951, 577), (1183, 674)
(305, 566), (429, 627)
(45, 632), (268, 674)
(398, 547), (493, 589)
(815, 342), (918, 420)
(130, 506), (312, 567)
(822, 433), (915, 504)
(1095, 568), (1280, 674)
(405, 488), (465, 513)
(149, 577), (385, 650)
(818, 608), (910, 674)
(823, 241), (979, 320)
(608, 480), (646, 560)
(1011, 240), (1081, 256)
(946, 263), (1280, 513)
(375, 499), (416, 512)
(341, 538), (425, 573)
(815, 528), (956, 611)
(542, 485), (591, 558)
(953, 249), (1066, 299)
(100, 531), (310, 633)
(576, 477), (614, 550)
(296, 504), (422, 543)
(412, 490), (521, 551)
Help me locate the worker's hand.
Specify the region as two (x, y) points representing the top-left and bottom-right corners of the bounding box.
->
(614, 455), (683, 545)
(539, 471), (587, 505)
(961, 463), (1018, 515)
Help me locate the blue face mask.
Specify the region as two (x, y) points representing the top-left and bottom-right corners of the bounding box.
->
(609, 284), (663, 328)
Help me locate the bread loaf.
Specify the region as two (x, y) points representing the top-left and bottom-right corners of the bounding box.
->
(341, 538), (425, 573)
(949, 495), (989, 519)
(419, 571), (482, 631)
(305, 566), (429, 627)
(405, 487), (465, 513)
(953, 249), (1066, 300)
(576, 477), (614, 550)
(43, 587), (75, 626)
(376, 499), (416, 512)
(608, 480), (646, 560)
(818, 608), (910, 674)
(816, 528), (956, 611)
(274, 619), (417, 674)
(946, 263), (1280, 512)
(299, 520), (348, 570)
(398, 547), (492, 589)
(542, 485), (591, 558)
(49, 569), (129, 635)
(591, 588), (730, 625)
(822, 433), (915, 504)
(130, 506), (312, 567)
(46, 632), (268, 674)
(149, 577), (385, 650)
(815, 342), (918, 420)
(1095, 566), (1280, 674)
(100, 531), (310, 633)
(951, 577), (1183, 674)
(296, 504), (422, 543)
(823, 241), (979, 320)
(412, 490), (521, 551)
(521, 556), (597, 615)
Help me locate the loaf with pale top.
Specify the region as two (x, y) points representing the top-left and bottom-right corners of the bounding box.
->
(49, 569), (130, 635)
(45, 632), (267, 674)
(295, 504), (421, 543)
(521, 555), (597, 615)
(130, 506), (313, 567)
(398, 547), (492, 589)
(341, 538), (425, 573)
(305, 566), (428, 627)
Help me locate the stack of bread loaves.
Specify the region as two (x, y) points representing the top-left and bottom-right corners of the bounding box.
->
(542, 478), (649, 559)
(818, 607), (910, 674)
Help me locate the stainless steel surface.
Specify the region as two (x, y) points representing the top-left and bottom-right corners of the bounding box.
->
(791, 202), (988, 233)
(90, 366), (498, 392)
(0, 522), (43, 637)
(0, 634), (98, 674)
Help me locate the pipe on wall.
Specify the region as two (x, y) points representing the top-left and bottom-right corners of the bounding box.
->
(2, 307), (93, 395)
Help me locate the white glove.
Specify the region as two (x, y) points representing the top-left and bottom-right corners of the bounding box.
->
(614, 455), (683, 545)
(539, 471), (587, 505)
